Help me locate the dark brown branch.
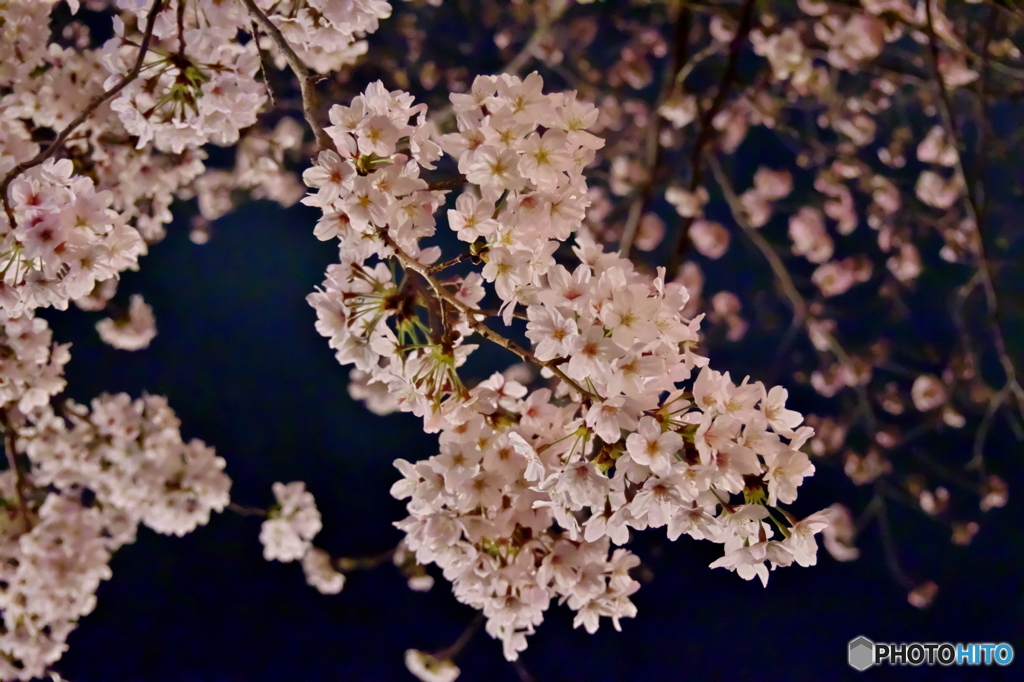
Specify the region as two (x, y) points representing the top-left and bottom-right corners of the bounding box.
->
(666, 0), (757, 278)
(433, 613), (484, 662)
(240, 0), (333, 152)
(923, 0), (1024, 424)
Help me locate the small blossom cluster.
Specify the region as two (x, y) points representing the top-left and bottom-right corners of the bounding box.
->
(0, 0), (392, 307)
(0, 392), (230, 679)
(255, 0), (393, 74)
(444, 73), (604, 322)
(1, 159), (145, 316)
(259, 482), (344, 595)
(304, 76), (825, 658)
(105, 11), (267, 154)
(95, 293), (157, 351)
(0, 312), (69, 414)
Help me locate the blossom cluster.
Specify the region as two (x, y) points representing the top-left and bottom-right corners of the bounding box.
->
(0, 391), (230, 679)
(1, 159), (145, 316)
(259, 481), (345, 595)
(0, 0), (393, 321)
(254, 0), (393, 73)
(305, 75), (826, 659)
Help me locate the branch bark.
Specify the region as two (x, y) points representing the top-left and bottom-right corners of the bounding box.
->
(240, 0), (333, 152)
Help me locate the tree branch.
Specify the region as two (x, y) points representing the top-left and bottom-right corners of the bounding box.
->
(377, 230), (601, 403)
(666, 0), (757, 278)
(923, 0), (1024, 421)
(240, 0), (333, 152)
(620, 2), (693, 258)
(0, 0), (167, 230)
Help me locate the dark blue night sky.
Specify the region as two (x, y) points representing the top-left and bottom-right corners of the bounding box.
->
(36, 199), (1022, 682)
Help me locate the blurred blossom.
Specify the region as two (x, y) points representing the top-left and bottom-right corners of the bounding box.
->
(405, 650), (460, 682)
(96, 294), (157, 351)
(911, 375), (947, 412)
(665, 186), (708, 218)
(788, 207), (833, 263)
(951, 522), (980, 546)
(844, 450), (892, 485)
(980, 476), (1009, 512)
(821, 504), (860, 562)
(915, 170), (962, 209)
(907, 581), (939, 609)
(917, 125), (958, 166)
(634, 213), (665, 251)
(689, 220), (730, 259)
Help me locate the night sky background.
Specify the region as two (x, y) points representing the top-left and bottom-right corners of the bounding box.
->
(36, 197), (1022, 682)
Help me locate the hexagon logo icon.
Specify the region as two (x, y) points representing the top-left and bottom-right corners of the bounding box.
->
(848, 636), (875, 671)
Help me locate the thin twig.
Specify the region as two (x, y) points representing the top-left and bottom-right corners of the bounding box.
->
(874, 491), (915, 590)
(707, 152), (876, 432)
(426, 251), (475, 274)
(0, 0), (167, 229)
(227, 501), (268, 517)
(706, 154), (807, 329)
(336, 547), (397, 572)
(378, 230), (601, 402)
(434, 613), (484, 662)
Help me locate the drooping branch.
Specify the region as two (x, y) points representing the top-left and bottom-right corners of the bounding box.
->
(240, 0), (333, 152)
(0, 0), (167, 229)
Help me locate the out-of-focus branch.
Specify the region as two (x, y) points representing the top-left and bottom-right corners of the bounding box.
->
(874, 490), (915, 590)
(0, 0), (166, 229)
(240, 0), (333, 152)
(227, 502), (268, 517)
(666, 0), (757, 278)
(433, 613), (484, 662)
(335, 546), (397, 572)
(923, 0), (1024, 425)
(504, 2), (567, 76)
(706, 155), (806, 329)
(620, 2), (693, 257)
(707, 152), (877, 432)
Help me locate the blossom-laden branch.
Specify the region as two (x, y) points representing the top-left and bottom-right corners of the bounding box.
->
(299, 71), (824, 661)
(0, 0), (166, 230)
(377, 230), (600, 403)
